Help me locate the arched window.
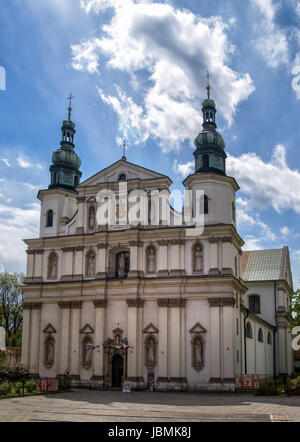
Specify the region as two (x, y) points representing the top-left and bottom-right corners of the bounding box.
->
(118, 173), (126, 182)
(267, 331), (272, 345)
(204, 195), (209, 214)
(258, 328), (264, 342)
(48, 251), (58, 279)
(246, 322), (253, 339)
(46, 210), (53, 227)
(249, 295), (261, 314)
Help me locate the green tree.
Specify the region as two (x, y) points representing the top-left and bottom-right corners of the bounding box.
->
(0, 272), (24, 347)
(288, 289), (300, 328)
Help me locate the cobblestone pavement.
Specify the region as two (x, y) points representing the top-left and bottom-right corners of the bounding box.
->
(0, 389), (300, 422)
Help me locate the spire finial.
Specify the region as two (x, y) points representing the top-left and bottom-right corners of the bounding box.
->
(121, 138), (127, 161)
(67, 93), (75, 120)
(206, 71), (211, 99)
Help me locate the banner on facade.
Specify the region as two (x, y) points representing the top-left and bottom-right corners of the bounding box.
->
(36, 379), (59, 393)
(236, 374), (260, 390)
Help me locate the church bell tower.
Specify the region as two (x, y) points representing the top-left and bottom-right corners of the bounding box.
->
(49, 96), (82, 191)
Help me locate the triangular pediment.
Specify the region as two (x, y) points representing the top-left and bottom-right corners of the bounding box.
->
(143, 323), (159, 334)
(79, 159), (171, 187)
(43, 323), (56, 334)
(80, 324), (94, 334)
(189, 322), (207, 334)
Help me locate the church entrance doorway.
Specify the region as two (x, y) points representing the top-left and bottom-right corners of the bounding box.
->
(112, 354), (123, 388)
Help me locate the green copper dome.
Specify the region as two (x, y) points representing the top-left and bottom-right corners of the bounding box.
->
(193, 85), (227, 176)
(52, 148), (81, 169)
(194, 130), (225, 150)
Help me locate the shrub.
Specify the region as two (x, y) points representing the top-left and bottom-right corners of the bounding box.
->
(26, 380), (36, 393)
(256, 380), (279, 396)
(286, 378), (300, 395)
(14, 382), (23, 394)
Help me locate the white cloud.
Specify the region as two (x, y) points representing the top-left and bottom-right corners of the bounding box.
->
(73, 0), (255, 150)
(280, 225), (291, 237)
(173, 159), (194, 176)
(17, 156), (31, 168)
(0, 203), (40, 273)
(237, 199), (277, 241)
(1, 159), (11, 167)
(252, 0), (289, 68)
(227, 144), (300, 214)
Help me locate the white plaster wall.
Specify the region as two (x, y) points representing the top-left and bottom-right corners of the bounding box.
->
(245, 283), (276, 326)
(106, 301), (128, 339)
(188, 180), (236, 226)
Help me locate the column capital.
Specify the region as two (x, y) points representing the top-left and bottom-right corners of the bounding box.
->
(158, 240), (169, 246)
(26, 250), (35, 255)
(75, 246), (84, 251)
(58, 301), (82, 309)
(209, 237), (219, 244)
(34, 249), (44, 255)
(221, 236), (232, 243)
(208, 297), (236, 307)
(127, 299), (144, 308)
(97, 243), (108, 249)
(157, 298), (169, 307)
(169, 298), (187, 308)
(129, 241), (143, 247)
(93, 300), (107, 308)
(76, 196), (86, 203)
(62, 247), (74, 253)
(23, 302), (42, 310)
(170, 239), (181, 246)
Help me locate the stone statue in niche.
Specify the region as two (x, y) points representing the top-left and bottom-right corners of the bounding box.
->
(87, 252), (95, 276)
(48, 253), (58, 278)
(45, 337), (55, 367)
(88, 206), (96, 230)
(118, 253), (125, 278)
(82, 338), (93, 368)
(192, 335), (204, 371)
(147, 247), (156, 273)
(194, 245), (202, 272)
(145, 336), (157, 368)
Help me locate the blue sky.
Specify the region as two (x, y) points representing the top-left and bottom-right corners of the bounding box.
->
(0, 0), (300, 287)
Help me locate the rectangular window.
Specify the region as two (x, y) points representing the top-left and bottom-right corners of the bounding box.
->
(249, 295), (260, 314)
(236, 318), (239, 335)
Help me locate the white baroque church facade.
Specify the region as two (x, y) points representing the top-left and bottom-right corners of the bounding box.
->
(21, 90), (294, 391)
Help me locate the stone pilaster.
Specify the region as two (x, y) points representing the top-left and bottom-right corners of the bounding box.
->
(74, 246), (84, 279)
(91, 300), (107, 384)
(157, 299), (169, 390)
(61, 247), (74, 281)
(126, 299), (144, 389)
(222, 237), (233, 274)
(28, 303), (42, 376)
(157, 240), (169, 276)
(170, 240), (181, 276)
(70, 302), (82, 380)
(96, 243), (108, 278)
(58, 302), (71, 375)
(128, 241), (143, 278)
(209, 238), (219, 275)
(76, 196), (86, 235)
